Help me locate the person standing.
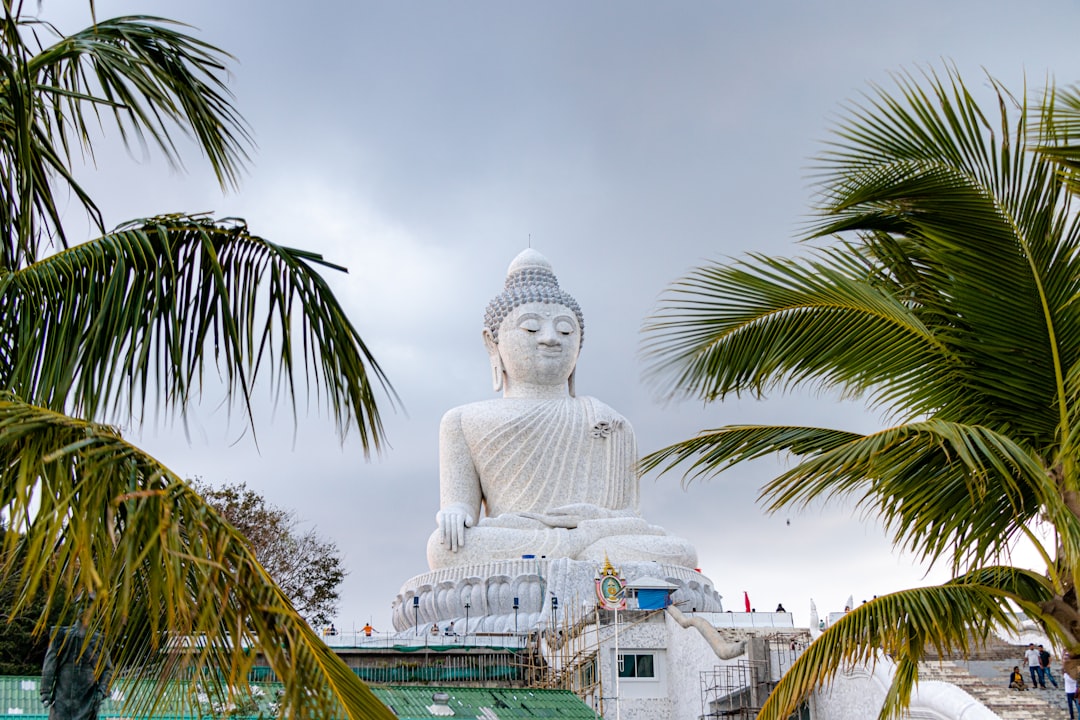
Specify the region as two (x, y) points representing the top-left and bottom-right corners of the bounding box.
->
(1025, 643), (1044, 688)
(40, 622), (112, 720)
(1065, 665), (1078, 719)
(1039, 645), (1059, 688)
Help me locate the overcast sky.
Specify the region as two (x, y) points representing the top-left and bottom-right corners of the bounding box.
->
(38, 1), (1080, 631)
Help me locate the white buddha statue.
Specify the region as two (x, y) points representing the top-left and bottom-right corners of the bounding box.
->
(427, 249), (698, 570)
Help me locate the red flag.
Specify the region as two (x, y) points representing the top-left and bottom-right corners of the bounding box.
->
(744, 591), (751, 612)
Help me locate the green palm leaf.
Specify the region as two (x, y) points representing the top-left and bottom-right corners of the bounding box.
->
(1033, 83), (1080, 194)
(1, 214), (392, 451)
(643, 249), (948, 414)
(760, 572), (1051, 720)
(0, 4), (397, 716)
(644, 64), (1080, 717)
(28, 14), (251, 187)
(647, 69), (1080, 448)
(0, 394), (394, 719)
(0, 4), (250, 267)
(642, 421), (1053, 571)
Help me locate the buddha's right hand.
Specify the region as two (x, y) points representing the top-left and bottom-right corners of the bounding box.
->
(436, 504), (475, 552)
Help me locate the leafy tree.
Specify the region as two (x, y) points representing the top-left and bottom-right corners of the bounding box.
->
(642, 65), (1080, 719)
(193, 480), (346, 627)
(0, 3), (395, 718)
(0, 532), (49, 676)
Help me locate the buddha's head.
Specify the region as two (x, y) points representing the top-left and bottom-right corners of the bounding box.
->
(483, 250), (585, 396)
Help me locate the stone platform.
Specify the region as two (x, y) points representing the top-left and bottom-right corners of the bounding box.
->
(391, 557), (724, 634)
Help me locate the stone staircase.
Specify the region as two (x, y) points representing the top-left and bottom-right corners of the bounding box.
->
(917, 637), (1071, 720)
(915, 660), (1067, 716)
(922, 634), (1032, 663)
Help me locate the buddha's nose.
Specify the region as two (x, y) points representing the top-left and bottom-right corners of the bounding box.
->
(537, 325), (560, 344)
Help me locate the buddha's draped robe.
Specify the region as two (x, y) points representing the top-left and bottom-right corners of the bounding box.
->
(428, 394), (698, 569)
(467, 396), (639, 523)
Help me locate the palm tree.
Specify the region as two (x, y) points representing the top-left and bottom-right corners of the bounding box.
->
(0, 3), (395, 718)
(642, 65), (1080, 720)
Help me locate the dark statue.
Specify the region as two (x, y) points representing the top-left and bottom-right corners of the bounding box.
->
(40, 624), (112, 720)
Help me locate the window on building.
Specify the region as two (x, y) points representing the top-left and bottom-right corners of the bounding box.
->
(617, 653), (655, 679)
(575, 657), (597, 688)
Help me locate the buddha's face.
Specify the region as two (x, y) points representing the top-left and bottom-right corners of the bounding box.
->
(493, 302), (581, 388)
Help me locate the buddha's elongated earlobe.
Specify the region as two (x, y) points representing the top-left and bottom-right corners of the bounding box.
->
(568, 368), (576, 397)
(483, 328), (504, 393)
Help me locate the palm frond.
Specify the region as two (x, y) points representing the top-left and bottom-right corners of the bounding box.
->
(1034, 82), (1080, 193)
(0, 214), (394, 453)
(0, 394), (394, 719)
(808, 66), (1080, 447)
(0, 9), (251, 267)
(784, 424), (1053, 574)
(28, 14), (251, 189)
(758, 573), (1049, 720)
(643, 250), (948, 415)
(643, 62), (1080, 719)
(639, 424), (862, 484)
(642, 421), (1049, 571)
(645, 63), (1080, 489)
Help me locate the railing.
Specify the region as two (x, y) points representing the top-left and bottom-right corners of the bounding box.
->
(349, 655), (527, 684)
(320, 630), (529, 650)
(693, 611), (794, 629)
(249, 649), (531, 686)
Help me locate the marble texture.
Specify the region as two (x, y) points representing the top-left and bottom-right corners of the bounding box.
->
(814, 656), (999, 720)
(428, 249), (697, 573)
(392, 558), (724, 633)
(665, 606), (745, 660)
(664, 611), (743, 720)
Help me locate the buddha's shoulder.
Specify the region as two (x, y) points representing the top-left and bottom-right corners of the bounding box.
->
(441, 399), (498, 423)
(441, 396), (627, 425)
(575, 395), (621, 415)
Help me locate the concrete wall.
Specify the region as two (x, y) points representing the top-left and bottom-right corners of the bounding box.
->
(813, 658), (999, 720)
(664, 612), (748, 720)
(595, 614), (672, 720)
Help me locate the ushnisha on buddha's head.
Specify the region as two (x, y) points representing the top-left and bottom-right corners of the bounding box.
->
(482, 249), (585, 398)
